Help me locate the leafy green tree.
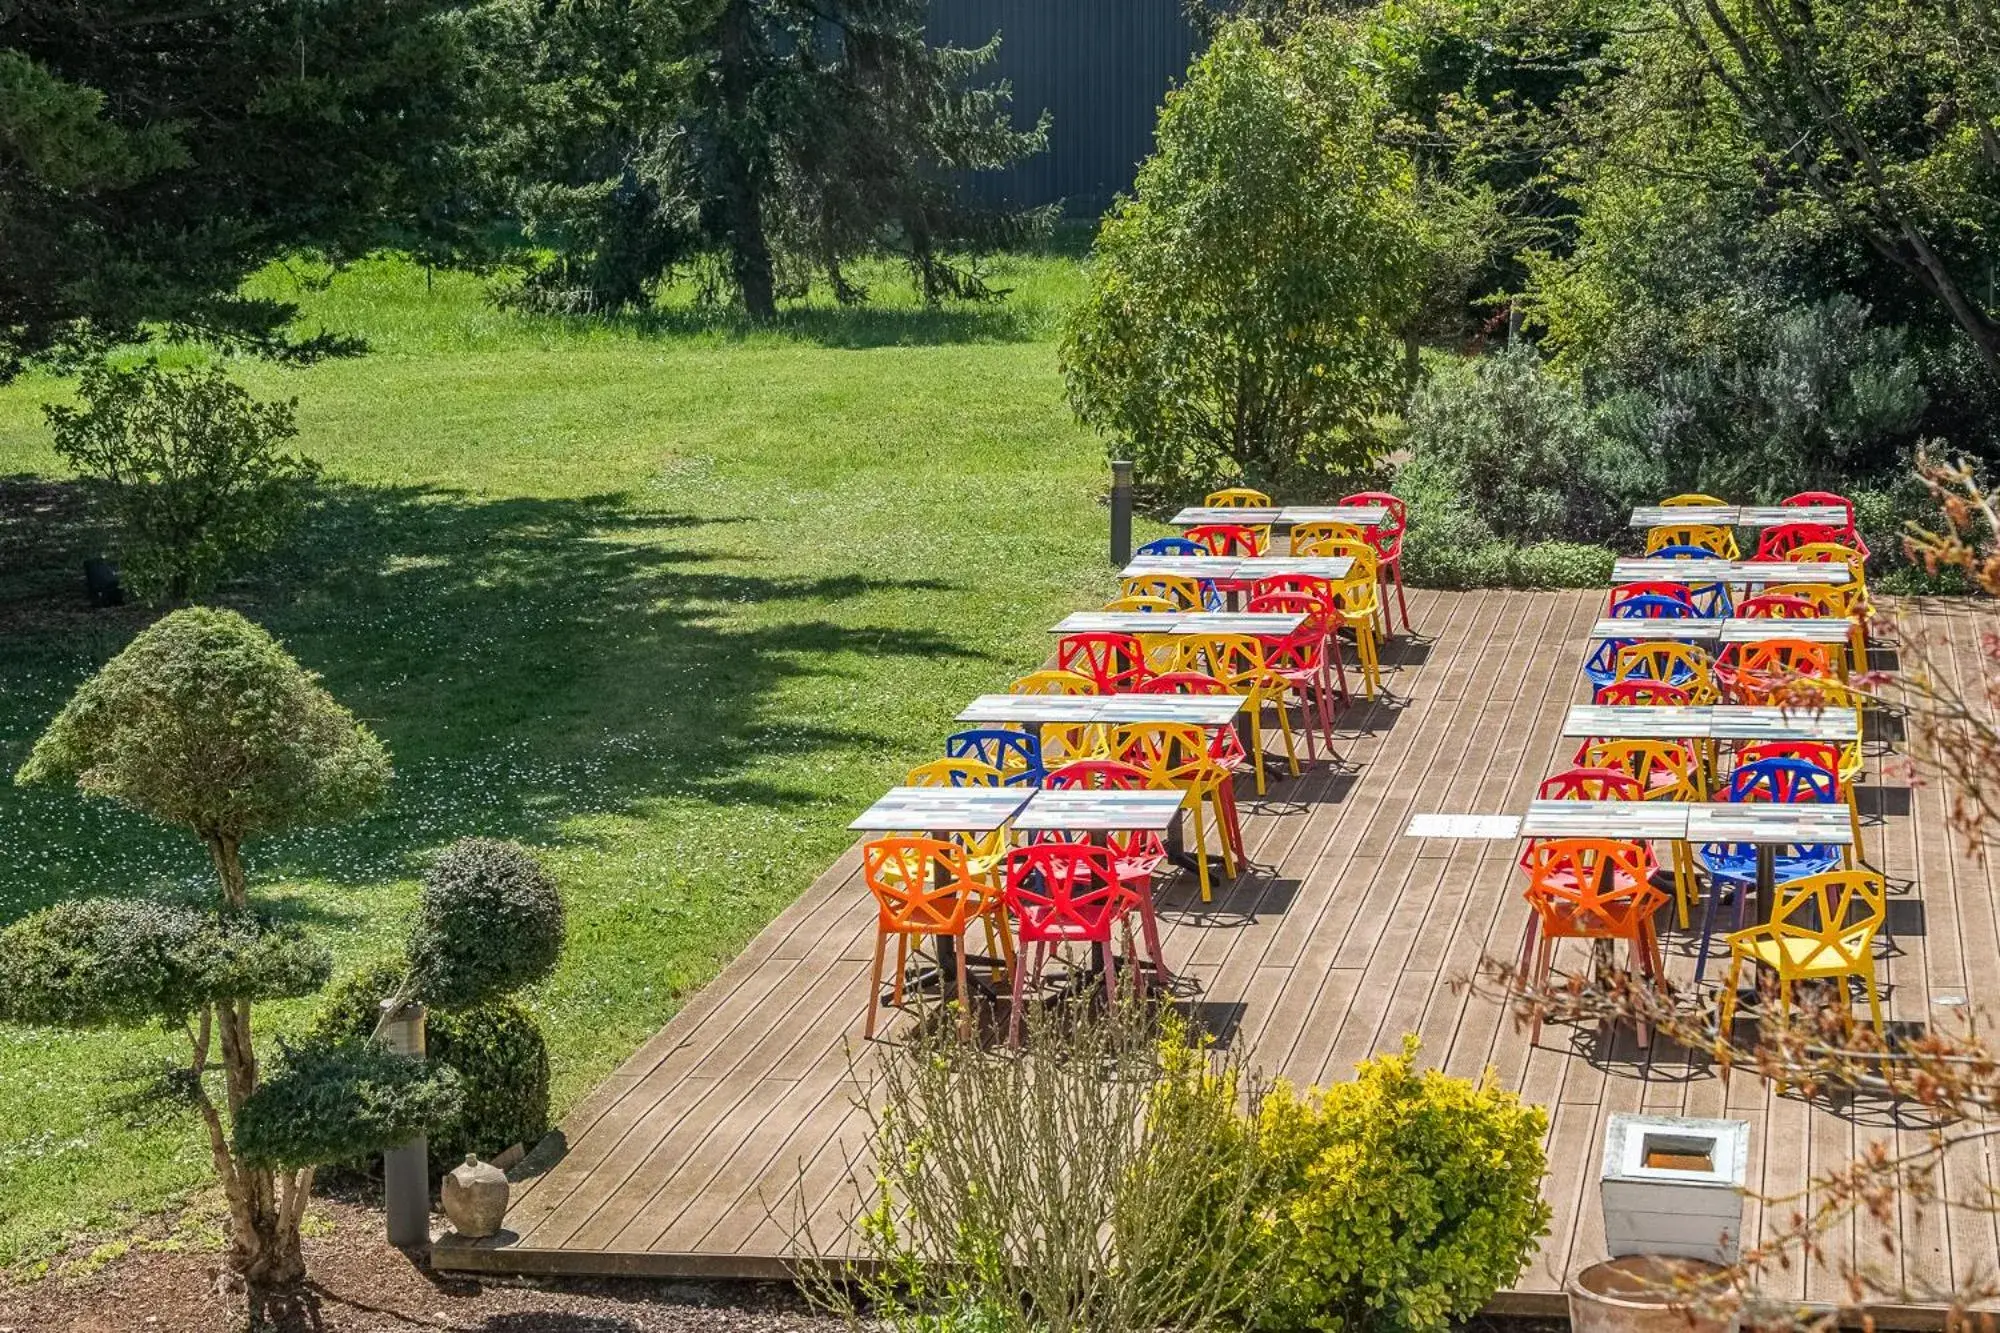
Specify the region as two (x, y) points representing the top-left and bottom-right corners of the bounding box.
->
(1060, 18), (1445, 497)
(485, 0), (1049, 319)
(6, 608), (419, 1292)
(0, 0), (477, 376)
(45, 362), (320, 603)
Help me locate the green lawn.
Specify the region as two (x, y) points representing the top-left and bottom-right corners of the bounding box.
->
(0, 250), (1137, 1270)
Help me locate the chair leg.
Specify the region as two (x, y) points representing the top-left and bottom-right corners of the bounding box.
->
(1008, 940), (1033, 1047)
(954, 938), (972, 1041)
(1863, 958), (1885, 1037)
(1248, 710), (1269, 796)
(1191, 810), (1213, 904)
(1392, 561), (1411, 634)
(864, 929), (888, 1039)
(1530, 936), (1554, 1046)
(1295, 687), (1319, 763)
(1517, 913), (1540, 980)
(892, 934), (908, 1009)
(1135, 880), (1171, 980)
(1274, 693), (1300, 776)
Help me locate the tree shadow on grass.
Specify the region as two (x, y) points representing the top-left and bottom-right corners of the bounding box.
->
(0, 478), (980, 921)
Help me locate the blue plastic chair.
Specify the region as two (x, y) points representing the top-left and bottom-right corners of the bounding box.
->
(1608, 594), (1693, 621)
(945, 729), (1045, 787)
(1584, 637), (1632, 687)
(1135, 537), (1222, 608)
(1650, 544), (1733, 616)
(1692, 756), (1844, 984)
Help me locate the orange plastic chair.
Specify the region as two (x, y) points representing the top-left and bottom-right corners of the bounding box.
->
(1661, 493), (1729, 507)
(1765, 580), (1867, 673)
(1179, 632), (1299, 794)
(1057, 632), (1151, 693)
(1518, 838), (1667, 1045)
(1121, 572), (1206, 610)
(1645, 523), (1739, 559)
(860, 837), (1011, 1039)
(1184, 523), (1264, 557)
(1108, 722), (1243, 903)
(1714, 638), (1833, 705)
(1717, 869), (1886, 1057)
(1613, 642), (1719, 704)
(1575, 738), (1707, 925)
(1594, 678), (1692, 706)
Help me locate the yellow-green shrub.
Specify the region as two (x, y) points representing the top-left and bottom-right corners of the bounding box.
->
(1253, 1038), (1550, 1333)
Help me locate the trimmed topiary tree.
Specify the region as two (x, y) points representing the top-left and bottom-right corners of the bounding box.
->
(406, 837), (565, 1010)
(3, 607), (458, 1296)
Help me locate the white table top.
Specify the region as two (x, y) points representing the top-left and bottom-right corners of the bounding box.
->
(1736, 505), (1852, 528)
(1716, 618), (1855, 645)
(1520, 800), (1694, 839)
(956, 695), (1105, 723)
(1627, 504), (1852, 529)
(1238, 556), (1358, 580)
(1054, 611), (1188, 634)
(1562, 704), (1858, 741)
(1013, 789), (1186, 832)
(1590, 618), (1722, 642)
(1612, 558), (1853, 586)
(1123, 556), (1244, 578)
(1120, 555), (1358, 582)
(1685, 803), (1854, 845)
(1169, 505), (1388, 528)
(1630, 505), (1740, 528)
(849, 787), (1030, 832)
(954, 694), (1248, 726)
(1052, 612), (1306, 637)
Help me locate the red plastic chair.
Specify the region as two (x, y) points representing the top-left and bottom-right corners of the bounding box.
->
(1136, 671), (1253, 777)
(1001, 843), (1141, 1044)
(1056, 632), (1150, 693)
(1594, 678), (1692, 706)
(1518, 766), (1644, 870)
(1608, 582), (1694, 615)
(1735, 593), (1821, 619)
(1781, 492), (1871, 557)
(1250, 576), (1351, 703)
(1184, 523), (1264, 557)
(1754, 522), (1849, 561)
(1339, 491), (1412, 635)
(1248, 596), (1341, 757)
(1040, 760), (1171, 980)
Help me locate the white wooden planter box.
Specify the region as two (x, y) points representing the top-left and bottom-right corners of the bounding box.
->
(1600, 1114), (1749, 1265)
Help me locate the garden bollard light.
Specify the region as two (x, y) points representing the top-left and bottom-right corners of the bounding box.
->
(1110, 459), (1133, 568)
(378, 999), (431, 1248)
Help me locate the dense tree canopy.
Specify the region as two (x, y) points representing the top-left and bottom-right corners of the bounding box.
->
(0, 0), (478, 377)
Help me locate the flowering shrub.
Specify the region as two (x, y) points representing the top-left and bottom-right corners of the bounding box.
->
(1254, 1038), (1550, 1333)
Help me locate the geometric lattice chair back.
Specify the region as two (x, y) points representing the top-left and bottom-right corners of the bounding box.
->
(1521, 838), (1664, 940)
(862, 836), (990, 934)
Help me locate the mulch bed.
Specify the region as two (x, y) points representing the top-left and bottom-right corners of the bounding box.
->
(0, 1198), (843, 1333)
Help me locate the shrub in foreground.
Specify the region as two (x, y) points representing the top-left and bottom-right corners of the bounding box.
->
(1254, 1038), (1551, 1333)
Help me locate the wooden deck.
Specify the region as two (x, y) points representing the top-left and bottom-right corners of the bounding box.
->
(436, 589), (2000, 1323)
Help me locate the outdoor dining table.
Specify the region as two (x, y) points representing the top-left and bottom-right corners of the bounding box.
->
(1685, 803), (1854, 922)
(1626, 504), (1852, 529)
(848, 786), (1031, 1002)
(1123, 555), (1245, 578)
(1610, 558), (1854, 586)
(953, 694), (1249, 727)
(1167, 504), (1388, 528)
(1587, 618), (1858, 645)
(1589, 618), (1726, 643)
(1049, 611), (1308, 637)
(1013, 787), (1188, 982)
(1118, 555), (1357, 582)
(1562, 704), (1858, 742)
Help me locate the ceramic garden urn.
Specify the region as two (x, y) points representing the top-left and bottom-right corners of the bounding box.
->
(442, 1154), (509, 1238)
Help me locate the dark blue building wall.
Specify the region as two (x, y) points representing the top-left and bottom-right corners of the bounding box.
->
(928, 2), (1199, 217)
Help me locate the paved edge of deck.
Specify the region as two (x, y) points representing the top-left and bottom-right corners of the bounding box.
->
(429, 1238), (1958, 1330)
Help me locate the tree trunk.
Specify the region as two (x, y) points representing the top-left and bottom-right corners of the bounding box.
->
(208, 836), (247, 911)
(715, 0), (776, 320)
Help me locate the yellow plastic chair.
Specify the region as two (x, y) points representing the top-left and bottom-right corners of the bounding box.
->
(1105, 593), (1180, 614)
(1662, 492), (1729, 507)
(904, 758), (1008, 883)
(1613, 642), (1720, 705)
(1121, 572), (1206, 610)
(1717, 869), (1886, 1058)
(1764, 580), (1867, 675)
(1106, 722), (1241, 903)
(1332, 577), (1384, 699)
(1009, 669), (1098, 763)
(1179, 633), (1299, 794)
(1135, 631), (1190, 676)
(1577, 737), (1707, 926)
(1787, 541), (1867, 589)
(1206, 487), (1273, 508)
(1645, 523), (1740, 559)
(1289, 520), (1367, 555)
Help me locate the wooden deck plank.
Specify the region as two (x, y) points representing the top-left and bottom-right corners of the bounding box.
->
(435, 591), (1988, 1324)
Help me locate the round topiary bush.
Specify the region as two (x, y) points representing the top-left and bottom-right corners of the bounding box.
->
(408, 837), (565, 1009)
(312, 961), (552, 1173)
